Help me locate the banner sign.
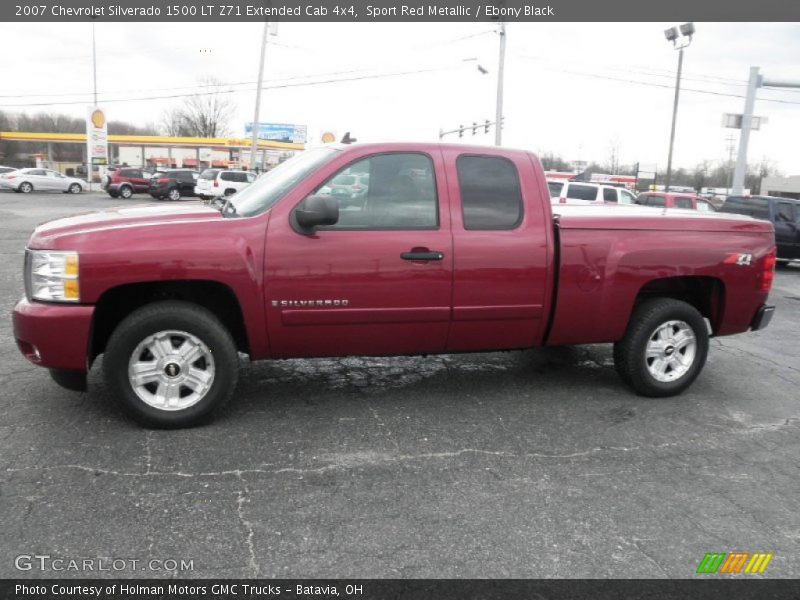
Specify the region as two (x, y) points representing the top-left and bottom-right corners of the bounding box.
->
(245, 122), (307, 144)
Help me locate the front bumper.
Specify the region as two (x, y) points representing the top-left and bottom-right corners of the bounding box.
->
(12, 297), (94, 372)
(750, 304), (775, 331)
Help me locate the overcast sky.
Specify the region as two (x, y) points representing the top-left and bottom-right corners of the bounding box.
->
(1, 22), (799, 174)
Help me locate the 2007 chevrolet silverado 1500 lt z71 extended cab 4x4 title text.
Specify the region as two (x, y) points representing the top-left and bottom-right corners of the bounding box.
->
(13, 143), (776, 427)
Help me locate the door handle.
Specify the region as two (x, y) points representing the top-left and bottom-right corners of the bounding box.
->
(401, 250), (444, 261)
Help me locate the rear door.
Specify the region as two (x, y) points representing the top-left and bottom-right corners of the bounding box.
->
(774, 200), (800, 258)
(264, 149), (453, 358)
(444, 149), (551, 351)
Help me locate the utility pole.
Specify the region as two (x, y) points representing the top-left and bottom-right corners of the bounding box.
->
(87, 21), (98, 192)
(249, 21), (269, 172)
(494, 22), (506, 146)
(731, 67), (760, 195)
(92, 22), (98, 106)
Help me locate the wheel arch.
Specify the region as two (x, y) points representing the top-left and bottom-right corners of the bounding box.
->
(634, 275), (725, 334)
(90, 280), (250, 365)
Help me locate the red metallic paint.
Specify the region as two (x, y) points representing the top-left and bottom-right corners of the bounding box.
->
(12, 143), (776, 375)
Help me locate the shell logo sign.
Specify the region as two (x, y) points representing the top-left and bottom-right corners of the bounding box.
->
(90, 109), (105, 130)
(320, 132), (336, 144)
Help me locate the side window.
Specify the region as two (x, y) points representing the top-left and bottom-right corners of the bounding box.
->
(317, 153), (438, 230)
(777, 202), (794, 222)
(566, 184), (599, 201)
(29, 170), (46, 176)
(648, 196), (666, 207)
(457, 155), (523, 230)
(620, 190), (637, 204)
(247, 173), (256, 183)
(220, 172), (235, 182)
(547, 181), (563, 197)
(696, 200), (715, 212)
(603, 188), (618, 202)
(674, 197), (693, 209)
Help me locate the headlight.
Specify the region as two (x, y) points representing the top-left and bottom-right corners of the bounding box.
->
(25, 250), (80, 302)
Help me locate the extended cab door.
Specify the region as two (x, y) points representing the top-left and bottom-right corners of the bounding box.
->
(264, 149), (453, 358)
(443, 148), (552, 351)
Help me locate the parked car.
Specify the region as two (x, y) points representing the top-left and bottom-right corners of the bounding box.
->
(720, 195), (800, 263)
(12, 143), (776, 427)
(148, 169), (199, 200)
(0, 165), (17, 176)
(104, 167), (153, 199)
(194, 169), (256, 200)
(549, 181), (638, 205)
(636, 192), (716, 212)
(0, 168), (84, 194)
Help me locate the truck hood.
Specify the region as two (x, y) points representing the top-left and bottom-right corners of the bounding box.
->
(552, 203), (774, 233)
(28, 202), (223, 248)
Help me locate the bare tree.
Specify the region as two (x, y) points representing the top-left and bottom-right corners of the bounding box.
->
(161, 78), (234, 138)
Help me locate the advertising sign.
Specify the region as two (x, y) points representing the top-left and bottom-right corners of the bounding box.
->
(86, 106), (108, 165)
(244, 122), (307, 144)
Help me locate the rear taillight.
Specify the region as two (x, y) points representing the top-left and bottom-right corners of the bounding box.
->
(559, 197), (566, 204)
(158, 178), (169, 184)
(6, 175), (16, 180)
(759, 249), (776, 292)
(213, 180), (219, 187)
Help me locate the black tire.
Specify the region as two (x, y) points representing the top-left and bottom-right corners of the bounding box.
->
(119, 185), (133, 199)
(103, 301), (239, 428)
(19, 182), (33, 193)
(108, 191), (120, 199)
(168, 188), (181, 201)
(613, 298), (709, 397)
(68, 183), (82, 194)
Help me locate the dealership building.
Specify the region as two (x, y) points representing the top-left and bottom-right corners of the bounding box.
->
(761, 175), (800, 199)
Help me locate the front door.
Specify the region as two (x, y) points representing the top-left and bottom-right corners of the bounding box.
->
(264, 150), (453, 358)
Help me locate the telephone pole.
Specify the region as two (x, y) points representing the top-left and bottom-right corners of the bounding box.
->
(494, 22), (506, 146)
(249, 21), (269, 172)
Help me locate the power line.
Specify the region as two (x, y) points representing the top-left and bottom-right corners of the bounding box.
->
(0, 64), (456, 108)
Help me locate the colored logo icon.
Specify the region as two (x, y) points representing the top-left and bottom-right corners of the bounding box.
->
(696, 552), (773, 574)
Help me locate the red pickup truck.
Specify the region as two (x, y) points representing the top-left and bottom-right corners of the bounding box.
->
(13, 143), (776, 428)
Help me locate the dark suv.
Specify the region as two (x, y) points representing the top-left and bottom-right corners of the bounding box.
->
(148, 169), (199, 201)
(104, 168), (152, 199)
(720, 195), (800, 263)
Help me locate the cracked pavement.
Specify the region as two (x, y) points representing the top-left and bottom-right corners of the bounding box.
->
(1, 192), (799, 578)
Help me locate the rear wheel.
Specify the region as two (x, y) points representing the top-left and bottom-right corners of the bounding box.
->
(19, 182), (33, 193)
(168, 188), (181, 201)
(68, 183), (82, 194)
(613, 298), (708, 397)
(103, 301), (239, 428)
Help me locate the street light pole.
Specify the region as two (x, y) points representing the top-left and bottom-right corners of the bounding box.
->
(494, 22), (506, 146)
(249, 21), (269, 172)
(664, 46), (683, 193)
(662, 23), (694, 193)
(92, 22), (98, 106)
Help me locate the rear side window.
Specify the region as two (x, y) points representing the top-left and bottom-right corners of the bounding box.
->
(619, 190), (637, 204)
(696, 200), (715, 212)
(547, 181), (563, 197)
(457, 155), (523, 230)
(200, 169), (219, 180)
(647, 196), (666, 207)
(220, 172), (235, 181)
(566, 184), (598, 201)
(777, 202), (795, 222)
(120, 169), (141, 178)
(674, 197), (693, 209)
(603, 188), (618, 202)
(720, 197), (770, 220)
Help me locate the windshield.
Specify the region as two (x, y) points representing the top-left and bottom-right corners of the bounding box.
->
(228, 147), (340, 217)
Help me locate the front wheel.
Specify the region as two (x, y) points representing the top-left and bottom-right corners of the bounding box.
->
(103, 301), (239, 428)
(119, 185), (133, 199)
(168, 188), (181, 201)
(613, 298), (709, 397)
(68, 183), (82, 194)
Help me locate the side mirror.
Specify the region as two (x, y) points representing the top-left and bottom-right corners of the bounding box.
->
(294, 195), (339, 234)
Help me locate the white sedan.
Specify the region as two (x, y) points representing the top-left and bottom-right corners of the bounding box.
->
(0, 168), (86, 194)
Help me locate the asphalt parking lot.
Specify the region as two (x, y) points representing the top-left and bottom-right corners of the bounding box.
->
(0, 190), (798, 579)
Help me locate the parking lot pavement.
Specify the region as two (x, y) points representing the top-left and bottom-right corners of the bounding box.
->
(0, 192), (798, 579)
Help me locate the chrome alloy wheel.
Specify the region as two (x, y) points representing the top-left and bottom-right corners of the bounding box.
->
(127, 330), (215, 411)
(645, 320), (697, 383)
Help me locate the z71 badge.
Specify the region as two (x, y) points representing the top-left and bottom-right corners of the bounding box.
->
(723, 253), (753, 266)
